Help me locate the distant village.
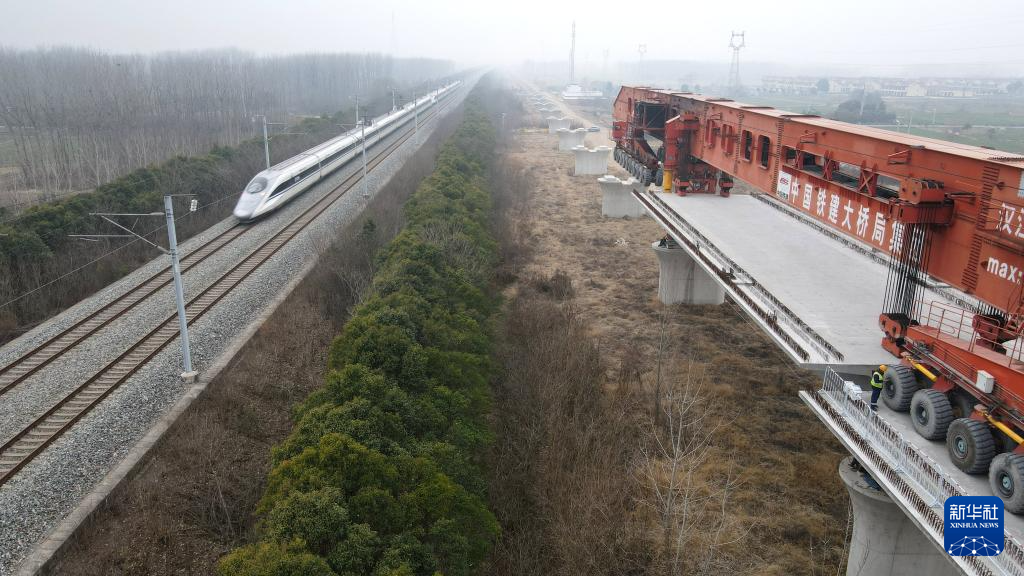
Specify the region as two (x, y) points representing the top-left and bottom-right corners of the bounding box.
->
(760, 76), (1023, 98)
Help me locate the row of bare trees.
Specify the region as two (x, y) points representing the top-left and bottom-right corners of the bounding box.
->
(0, 47), (452, 195)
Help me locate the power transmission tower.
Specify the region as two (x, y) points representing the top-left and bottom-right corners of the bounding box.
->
(728, 31), (745, 96)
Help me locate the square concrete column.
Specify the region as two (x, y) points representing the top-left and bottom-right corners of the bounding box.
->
(839, 457), (961, 576)
(652, 241), (725, 305)
(557, 128), (587, 151)
(572, 145), (610, 175)
(598, 175), (646, 218)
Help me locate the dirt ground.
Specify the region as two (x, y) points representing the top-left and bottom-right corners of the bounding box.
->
(506, 100), (849, 574)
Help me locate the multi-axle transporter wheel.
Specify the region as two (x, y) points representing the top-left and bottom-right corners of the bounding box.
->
(881, 365), (919, 412)
(947, 418), (996, 474)
(949, 390), (977, 419)
(910, 389), (954, 440)
(990, 453), (1024, 514)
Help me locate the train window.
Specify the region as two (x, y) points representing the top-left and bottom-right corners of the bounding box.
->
(326, 143), (354, 165)
(245, 176), (268, 194)
(742, 130), (753, 161)
(758, 136), (771, 168)
(270, 181), (292, 197)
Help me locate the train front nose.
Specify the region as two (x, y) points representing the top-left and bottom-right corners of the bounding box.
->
(233, 193), (263, 220)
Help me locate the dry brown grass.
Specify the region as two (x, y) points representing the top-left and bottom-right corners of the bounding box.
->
(489, 282), (649, 576)
(45, 110), (465, 576)
(488, 101), (848, 575)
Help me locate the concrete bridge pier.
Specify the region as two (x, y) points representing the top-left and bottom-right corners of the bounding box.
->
(598, 175), (645, 218)
(573, 146), (610, 175)
(547, 116), (571, 134)
(557, 128), (587, 151)
(651, 241), (725, 305)
(839, 457), (960, 576)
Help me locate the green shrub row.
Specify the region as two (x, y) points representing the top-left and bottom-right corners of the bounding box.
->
(219, 93), (499, 576)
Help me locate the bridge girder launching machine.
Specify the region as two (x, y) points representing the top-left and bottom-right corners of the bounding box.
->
(612, 86), (1024, 509)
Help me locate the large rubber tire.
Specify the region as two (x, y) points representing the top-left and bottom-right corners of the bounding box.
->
(881, 365), (920, 412)
(910, 389), (955, 440)
(947, 418), (997, 474)
(990, 453), (1024, 514)
(949, 390), (976, 419)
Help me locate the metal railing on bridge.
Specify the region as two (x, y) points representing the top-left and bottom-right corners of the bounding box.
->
(805, 368), (1024, 576)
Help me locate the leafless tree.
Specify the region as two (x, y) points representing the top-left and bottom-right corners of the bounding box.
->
(636, 362), (749, 575)
(0, 48), (453, 197)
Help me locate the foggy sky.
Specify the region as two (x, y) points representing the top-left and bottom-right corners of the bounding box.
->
(2, 0), (1023, 76)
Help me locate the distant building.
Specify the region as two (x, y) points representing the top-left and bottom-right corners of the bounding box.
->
(562, 84), (604, 101)
(758, 76), (1017, 98)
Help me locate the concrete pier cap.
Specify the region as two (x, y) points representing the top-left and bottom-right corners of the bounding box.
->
(598, 175), (647, 218)
(651, 241), (726, 305)
(547, 116), (571, 134)
(556, 128), (587, 151)
(839, 456), (960, 576)
(572, 145), (610, 175)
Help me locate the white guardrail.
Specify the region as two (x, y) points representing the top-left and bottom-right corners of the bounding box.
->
(806, 368), (1024, 576)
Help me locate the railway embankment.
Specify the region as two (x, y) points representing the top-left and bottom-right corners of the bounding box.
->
(0, 80), (472, 576)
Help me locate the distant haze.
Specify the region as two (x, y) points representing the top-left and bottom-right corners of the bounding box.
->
(2, 0), (1023, 77)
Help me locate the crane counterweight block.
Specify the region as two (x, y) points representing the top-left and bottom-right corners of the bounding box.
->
(902, 178), (948, 204)
(886, 201), (955, 225)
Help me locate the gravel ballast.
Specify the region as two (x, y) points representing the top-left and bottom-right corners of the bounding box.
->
(0, 79), (476, 575)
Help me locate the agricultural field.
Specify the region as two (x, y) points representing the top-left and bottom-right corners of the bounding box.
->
(744, 93), (1024, 153)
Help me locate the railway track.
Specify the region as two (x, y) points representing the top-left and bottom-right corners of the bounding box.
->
(0, 225), (250, 395)
(0, 95), (450, 399)
(0, 95), (453, 486)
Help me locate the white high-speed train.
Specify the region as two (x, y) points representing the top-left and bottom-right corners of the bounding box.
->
(233, 81), (460, 221)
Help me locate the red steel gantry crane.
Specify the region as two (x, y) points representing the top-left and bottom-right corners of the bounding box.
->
(612, 86), (1024, 509)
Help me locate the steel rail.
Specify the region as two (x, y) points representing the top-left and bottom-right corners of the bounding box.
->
(0, 92), (450, 397)
(0, 225), (248, 395)
(0, 96), (452, 486)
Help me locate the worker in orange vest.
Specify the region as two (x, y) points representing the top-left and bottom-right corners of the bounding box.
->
(869, 365), (886, 412)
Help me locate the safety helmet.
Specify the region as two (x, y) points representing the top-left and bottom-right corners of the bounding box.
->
(878, 364), (887, 372)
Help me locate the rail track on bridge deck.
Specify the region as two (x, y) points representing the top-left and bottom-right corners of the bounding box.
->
(0, 96), (452, 487)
